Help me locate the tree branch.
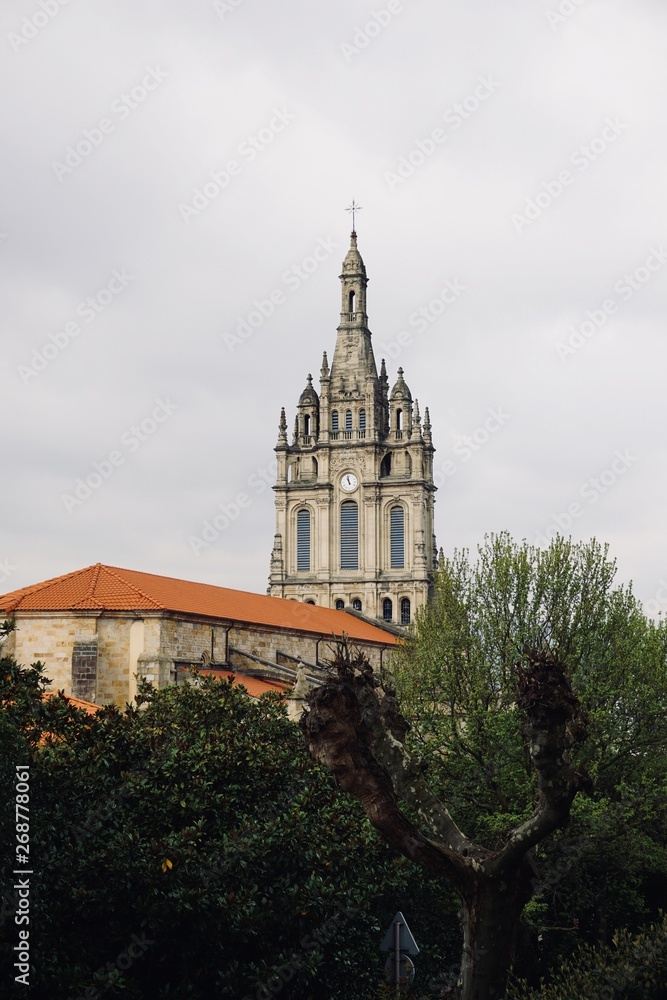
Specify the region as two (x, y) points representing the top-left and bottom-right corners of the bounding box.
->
(491, 645), (591, 873)
(299, 644), (483, 891)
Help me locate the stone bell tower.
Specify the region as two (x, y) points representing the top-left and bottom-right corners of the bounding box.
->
(268, 230), (437, 626)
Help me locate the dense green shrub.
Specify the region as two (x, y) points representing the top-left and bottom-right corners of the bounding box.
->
(507, 915), (667, 998)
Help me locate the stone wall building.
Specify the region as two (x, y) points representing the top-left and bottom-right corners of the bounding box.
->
(0, 563), (398, 708)
(269, 231), (437, 625)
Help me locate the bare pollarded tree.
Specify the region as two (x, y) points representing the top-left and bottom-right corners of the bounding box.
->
(300, 641), (590, 1000)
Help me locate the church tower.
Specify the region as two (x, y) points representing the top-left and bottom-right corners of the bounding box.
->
(268, 230), (437, 626)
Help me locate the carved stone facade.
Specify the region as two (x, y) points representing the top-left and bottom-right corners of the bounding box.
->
(269, 233), (437, 625)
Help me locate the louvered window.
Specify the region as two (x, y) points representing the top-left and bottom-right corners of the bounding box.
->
(345, 410), (352, 430)
(340, 501), (358, 570)
(390, 506), (404, 569)
(359, 409), (366, 430)
(382, 598), (393, 622)
(296, 509), (311, 571)
(332, 411), (339, 431)
(401, 598), (411, 625)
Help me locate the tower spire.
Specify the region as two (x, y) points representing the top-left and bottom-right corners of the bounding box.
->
(270, 232), (437, 624)
(414, 398), (422, 439)
(345, 199), (362, 233)
(423, 406), (432, 444)
(277, 406), (287, 445)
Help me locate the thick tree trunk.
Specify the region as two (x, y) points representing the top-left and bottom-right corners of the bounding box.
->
(299, 644), (589, 1000)
(457, 865), (532, 1000)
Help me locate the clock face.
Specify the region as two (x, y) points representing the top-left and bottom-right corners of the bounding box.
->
(340, 473), (358, 493)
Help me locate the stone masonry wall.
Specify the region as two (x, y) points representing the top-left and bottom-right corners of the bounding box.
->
(96, 618), (134, 705)
(229, 623), (392, 672)
(71, 641), (98, 702)
(10, 614), (100, 694)
(8, 611), (395, 706)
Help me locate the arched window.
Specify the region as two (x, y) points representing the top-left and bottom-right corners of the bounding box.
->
(401, 598), (411, 625)
(390, 506), (404, 569)
(359, 409), (366, 430)
(331, 411), (339, 432)
(382, 598), (393, 622)
(305, 600), (315, 605)
(296, 509), (311, 572)
(380, 453), (392, 478)
(312, 457), (318, 479)
(345, 410), (352, 431)
(349, 290), (355, 312)
(352, 598), (362, 611)
(340, 501), (358, 570)
(396, 409), (403, 431)
(304, 414), (310, 436)
(335, 599), (345, 611)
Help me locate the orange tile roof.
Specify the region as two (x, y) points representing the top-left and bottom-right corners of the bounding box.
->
(0, 564), (398, 646)
(44, 691), (102, 715)
(177, 667), (290, 699)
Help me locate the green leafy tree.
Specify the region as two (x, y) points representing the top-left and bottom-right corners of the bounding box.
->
(0, 623), (456, 1000)
(506, 913), (667, 998)
(389, 533), (667, 985)
(301, 635), (590, 1000)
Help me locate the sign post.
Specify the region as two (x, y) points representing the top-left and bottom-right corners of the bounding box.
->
(380, 911), (419, 992)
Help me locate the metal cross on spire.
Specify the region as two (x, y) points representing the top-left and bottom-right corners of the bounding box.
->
(346, 199), (362, 232)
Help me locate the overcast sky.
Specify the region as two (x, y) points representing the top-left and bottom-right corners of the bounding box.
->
(2, 0), (666, 616)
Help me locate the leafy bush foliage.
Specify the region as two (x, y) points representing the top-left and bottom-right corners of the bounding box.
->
(507, 914), (667, 999)
(0, 638), (457, 999)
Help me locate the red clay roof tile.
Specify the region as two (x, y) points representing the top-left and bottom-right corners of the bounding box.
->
(0, 564), (398, 646)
